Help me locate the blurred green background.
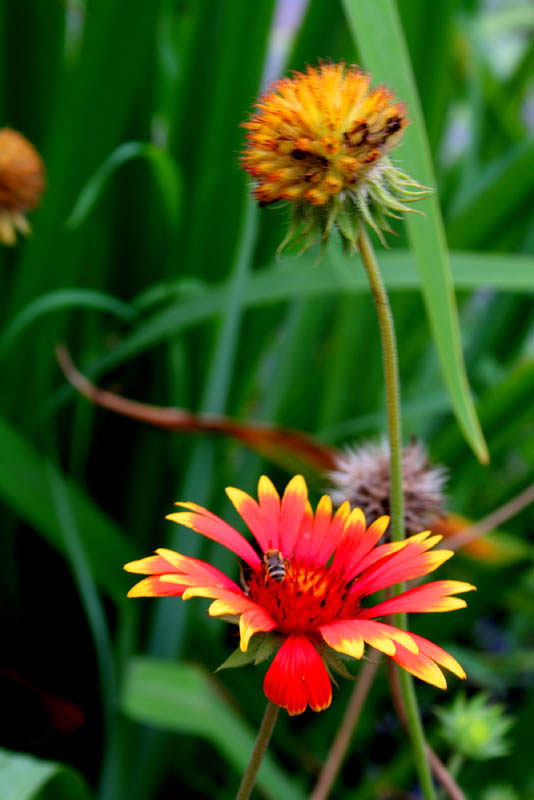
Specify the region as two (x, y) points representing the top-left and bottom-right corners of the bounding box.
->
(0, 0), (532, 798)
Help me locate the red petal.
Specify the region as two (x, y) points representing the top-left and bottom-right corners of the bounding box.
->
(127, 576), (187, 597)
(330, 508), (367, 577)
(390, 632), (466, 688)
(225, 486), (270, 551)
(166, 504), (261, 567)
(351, 532), (453, 598)
(258, 475), (281, 549)
(312, 500), (351, 565)
(263, 635), (332, 715)
(278, 475), (308, 556)
(358, 580), (476, 618)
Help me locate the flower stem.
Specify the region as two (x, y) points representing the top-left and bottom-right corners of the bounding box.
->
(357, 223), (436, 800)
(310, 660), (379, 800)
(235, 701), (279, 800)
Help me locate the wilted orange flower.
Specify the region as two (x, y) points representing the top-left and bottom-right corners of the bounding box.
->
(125, 476), (474, 716)
(0, 127), (45, 245)
(241, 63), (426, 251)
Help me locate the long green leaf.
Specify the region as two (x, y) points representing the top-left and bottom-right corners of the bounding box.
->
(0, 415), (134, 603)
(122, 657), (305, 800)
(0, 289), (136, 362)
(341, 0), (489, 463)
(66, 142), (182, 231)
(0, 748), (93, 800)
(56, 249), (533, 388)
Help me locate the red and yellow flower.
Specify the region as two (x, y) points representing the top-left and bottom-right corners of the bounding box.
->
(125, 475), (474, 716)
(241, 63), (427, 252)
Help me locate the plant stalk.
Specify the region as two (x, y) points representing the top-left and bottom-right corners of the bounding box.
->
(235, 700), (280, 800)
(310, 659), (379, 800)
(357, 223), (436, 800)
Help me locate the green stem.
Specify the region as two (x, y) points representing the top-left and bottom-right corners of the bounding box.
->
(235, 701), (280, 800)
(357, 223), (436, 800)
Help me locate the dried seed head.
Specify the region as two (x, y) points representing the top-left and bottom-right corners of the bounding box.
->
(328, 437), (447, 533)
(0, 127), (45, 245)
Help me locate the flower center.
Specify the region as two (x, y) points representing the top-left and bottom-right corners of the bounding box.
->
(247, 558), (359, 634)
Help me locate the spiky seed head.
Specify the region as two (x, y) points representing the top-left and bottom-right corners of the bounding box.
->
(328, 437), (447, 533)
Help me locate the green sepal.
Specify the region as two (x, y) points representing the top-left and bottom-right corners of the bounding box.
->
(215, 633), (281, 672)
(321, 645), (359, 682)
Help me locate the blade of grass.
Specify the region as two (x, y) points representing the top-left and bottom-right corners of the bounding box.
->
(122, 657), (305, 800)
(0, 414), (134, 603)
(447, 142), (534, 248)
(70, 248), (534, 373)
(66, 142), (182, 232)
(341, 0), (489, 463)
(0, 747), (93, 800)
(46, 460), (119, 800)
(0, 289), (137, 362)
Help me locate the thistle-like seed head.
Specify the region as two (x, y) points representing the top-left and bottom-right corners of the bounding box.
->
(328, 437), (447, 533)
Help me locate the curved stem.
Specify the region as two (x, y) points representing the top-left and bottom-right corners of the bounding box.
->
(235, 701), (280, 800)
(310, 660), (379, 800)
(357, 224), (436, 800)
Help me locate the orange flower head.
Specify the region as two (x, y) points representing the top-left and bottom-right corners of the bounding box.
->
(0, 127), (45, 245)
(125, 475), (474, 716)
(241, 63), (427, 252)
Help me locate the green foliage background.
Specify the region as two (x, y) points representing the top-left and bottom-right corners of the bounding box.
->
(0, 0), (532, 798)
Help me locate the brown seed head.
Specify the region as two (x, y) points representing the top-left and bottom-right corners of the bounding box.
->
(328, 437), (447, 534)
(0, 127), (45, 211)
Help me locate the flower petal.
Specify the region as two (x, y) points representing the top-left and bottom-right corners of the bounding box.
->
(409, 633), (466, 680)
(166, 503), (261, 567)
(127, 575), (187, 597)
(330, 507), (367, 578)
(225, 486), (269, 551)
(352, 531), (454, 598)
(263, 635), (332, 715)
(321, 619), (418, 657)
(159, 549), (242, 591)
(312, 500), (351, 565)
(392, 644), (447, 689)
(342, 515), (391, 581)
(258, 475), (281, 549)
(239, 607), (277, 652)
(292, 499), (316, 561)
(319, 620), (364, 660)
(123, 553), (181, 575)
(358, 580), (476, 618)
(278, 475), (308, 556)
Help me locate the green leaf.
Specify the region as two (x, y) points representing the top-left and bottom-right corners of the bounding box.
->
(341, 0), (489, 463)
(216, 633), (281, 670)
(0, 414), (134, 604)
(216, 638), (264, 671)
(254, 634), (282, 665)
(66, 141), (182, 232)
(447, 143), (534, 249)
(122, 657), (305, 800)
(0, 748), (93, 800)
(0, 289), (137, 362)
(57, 249), (532, 391)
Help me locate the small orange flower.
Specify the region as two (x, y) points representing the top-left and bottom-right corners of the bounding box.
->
(0, 127), (45, 245)
(125, 476), (474, 716)
(241, 63), (427, 251)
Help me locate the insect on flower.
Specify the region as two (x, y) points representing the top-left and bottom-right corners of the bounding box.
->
(263, 549), (288, 582)
(125, 475), (474, 716)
